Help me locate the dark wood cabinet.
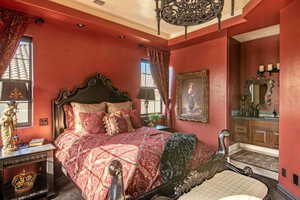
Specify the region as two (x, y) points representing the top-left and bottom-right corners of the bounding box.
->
(0, 144), (56, 200)
(251, 127), (268, 147)
(269, 129), (279, 149)
(231, 118), (279, 149)
(231, 119), (250, 143)
(250, 120), (279, 148)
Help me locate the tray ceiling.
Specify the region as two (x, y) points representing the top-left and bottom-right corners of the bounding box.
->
(49, 0), (250, 39)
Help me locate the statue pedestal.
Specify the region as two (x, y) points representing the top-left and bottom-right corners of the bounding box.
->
(1, 146), (17, 155)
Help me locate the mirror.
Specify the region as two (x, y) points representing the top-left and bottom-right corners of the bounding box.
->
(245, 79), (275, 107)
(249, 83), (268, 105)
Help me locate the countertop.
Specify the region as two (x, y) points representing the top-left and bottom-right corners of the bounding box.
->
(231, 116), (279, 122)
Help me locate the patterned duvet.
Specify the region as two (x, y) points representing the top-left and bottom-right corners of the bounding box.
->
(55, 127), (215, 200)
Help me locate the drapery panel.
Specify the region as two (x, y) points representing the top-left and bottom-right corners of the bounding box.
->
(147, 47), (173, 128)
(0, 8), (30, 77)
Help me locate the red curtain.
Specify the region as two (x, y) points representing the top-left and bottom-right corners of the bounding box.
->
(0, 8), (30, 77)
(147, 47), (173, 128)
(0, 18), (4, 32)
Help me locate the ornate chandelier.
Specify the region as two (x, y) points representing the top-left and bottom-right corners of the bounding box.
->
(154, 0), (226, 38)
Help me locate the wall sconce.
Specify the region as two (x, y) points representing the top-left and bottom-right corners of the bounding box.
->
(257, 63), (280, 77)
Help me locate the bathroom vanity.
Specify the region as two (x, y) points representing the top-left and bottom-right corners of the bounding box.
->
(231, 117), (279, 149)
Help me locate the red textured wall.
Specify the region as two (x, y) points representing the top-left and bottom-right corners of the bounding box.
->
(228, 38), (241, 113)
(279, 0), (300, 197)
(16, 18), (145, 143)
(240, 35), (280, 112)
(170, 34), (228, 148)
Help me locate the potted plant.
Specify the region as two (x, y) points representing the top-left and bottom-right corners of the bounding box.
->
(148, 113), (160, 127)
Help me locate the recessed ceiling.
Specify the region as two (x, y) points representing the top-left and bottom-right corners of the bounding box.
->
(49, 0), (251, 39)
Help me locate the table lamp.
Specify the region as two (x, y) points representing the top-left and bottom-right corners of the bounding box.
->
(0, 80), (29, 153)
(137, 87), (155, 115)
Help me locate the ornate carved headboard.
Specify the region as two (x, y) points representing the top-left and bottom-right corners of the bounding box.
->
(52, 73), (131, 139)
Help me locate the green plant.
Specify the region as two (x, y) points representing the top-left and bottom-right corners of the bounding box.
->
(148, 113), (160, 124)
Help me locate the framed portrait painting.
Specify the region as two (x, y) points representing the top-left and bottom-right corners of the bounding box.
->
(176, 70), (208, 123)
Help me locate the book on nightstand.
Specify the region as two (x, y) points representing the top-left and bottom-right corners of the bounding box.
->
(28, 138), (45, 147)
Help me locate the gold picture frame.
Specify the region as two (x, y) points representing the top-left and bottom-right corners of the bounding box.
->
(176, 70), (209, 123)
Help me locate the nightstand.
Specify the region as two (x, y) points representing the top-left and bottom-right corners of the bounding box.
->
(0, 144), (56, 200)
(154, 125), (173, 132)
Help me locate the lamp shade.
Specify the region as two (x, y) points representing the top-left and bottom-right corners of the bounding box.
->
(1, 80), (30, 101)
(137, 87), (155, 101)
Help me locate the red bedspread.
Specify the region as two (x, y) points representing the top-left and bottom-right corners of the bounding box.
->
(55, 127), (215, 200)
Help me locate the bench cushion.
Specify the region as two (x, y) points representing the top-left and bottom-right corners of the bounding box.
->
(178, 170), (268, 200)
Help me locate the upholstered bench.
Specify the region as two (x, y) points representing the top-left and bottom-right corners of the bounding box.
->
(152, 170), (268, 200)
(220, 195), (262, 200)
(178, 170), (267, 200)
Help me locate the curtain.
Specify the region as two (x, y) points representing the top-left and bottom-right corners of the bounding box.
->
(0, 18), (4, 32)
(0, 8), (29, 77)
(147, 47), (173, 128)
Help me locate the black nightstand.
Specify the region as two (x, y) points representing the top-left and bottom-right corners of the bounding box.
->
(154, 125), (173, 132)
(0, 144), (56, 200)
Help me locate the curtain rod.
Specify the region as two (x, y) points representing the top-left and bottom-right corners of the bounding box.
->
(137, 44), (170, 52)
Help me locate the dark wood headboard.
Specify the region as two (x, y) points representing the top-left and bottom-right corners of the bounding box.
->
(52, 73), (132, 139)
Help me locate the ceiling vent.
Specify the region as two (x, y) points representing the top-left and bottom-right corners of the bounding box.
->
(94, 0), (105, 6)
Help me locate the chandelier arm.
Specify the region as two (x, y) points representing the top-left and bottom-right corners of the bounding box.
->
(217, 12), (222, 31)
(155, 0), (161, 35)
(231, 0), (235, 16)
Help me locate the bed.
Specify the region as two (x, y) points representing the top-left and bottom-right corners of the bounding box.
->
(52, 73), (231, 200)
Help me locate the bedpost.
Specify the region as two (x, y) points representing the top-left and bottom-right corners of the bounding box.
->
(108, 160), (126, 200)
(214, 129), (230, 159)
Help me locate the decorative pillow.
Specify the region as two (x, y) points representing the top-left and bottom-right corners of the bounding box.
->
(106, 101), (132, 113)
(63, 104), (75, 130)
(121, 109), (143, 129)
(71, 102), (106, 132)
(104, 112), (135, 136)
(79, 112), (106, 134)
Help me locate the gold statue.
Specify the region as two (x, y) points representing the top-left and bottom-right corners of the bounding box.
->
(1, 103), (17, 154)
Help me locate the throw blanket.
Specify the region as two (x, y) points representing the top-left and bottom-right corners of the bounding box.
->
(160, 133), (198, 182)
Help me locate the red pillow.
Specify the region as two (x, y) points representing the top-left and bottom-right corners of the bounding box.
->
(63, 104), (75, 130)
(122, 109), (143, 129)
(103, 112), (135, 136)
(79, 112), (106, 134)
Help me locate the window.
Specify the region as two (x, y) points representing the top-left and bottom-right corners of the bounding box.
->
(0, 37), (33, 127)
(140, 60), (162, 115)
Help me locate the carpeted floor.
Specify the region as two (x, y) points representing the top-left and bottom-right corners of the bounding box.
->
(39, 176), (82, 200)
(52, 178), (82, 200)
(230, 150), (279, 172)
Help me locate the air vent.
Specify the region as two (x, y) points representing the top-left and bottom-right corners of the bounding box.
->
(94, 0), (105, 6)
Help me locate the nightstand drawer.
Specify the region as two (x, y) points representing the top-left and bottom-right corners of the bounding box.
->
(2, 152), (48, 168)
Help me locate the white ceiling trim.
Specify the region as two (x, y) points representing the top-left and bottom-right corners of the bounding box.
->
(232, 24), (280, 42)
